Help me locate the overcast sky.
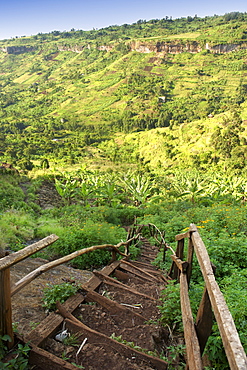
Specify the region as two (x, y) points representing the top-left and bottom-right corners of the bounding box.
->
(0, 0), (246, 40)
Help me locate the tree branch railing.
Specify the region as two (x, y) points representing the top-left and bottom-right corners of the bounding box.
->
(0, 232), (140, 349)
(168, 223), (247, 370)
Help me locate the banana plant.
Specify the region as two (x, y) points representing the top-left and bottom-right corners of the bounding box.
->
(172, 173), (207, 203)
(98, 180), (122, 207)
(54, 173), (79, 205)
(206, 174), (247, 202)
(79, 180), (95, 206)
(121, 172), (154, 206)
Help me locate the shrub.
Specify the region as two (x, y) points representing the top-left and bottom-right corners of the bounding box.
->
(42, 283), (77, 311)
(0, 210), (36, 250)
(36, 219), (127, 269)
(0, 182), (24, 212)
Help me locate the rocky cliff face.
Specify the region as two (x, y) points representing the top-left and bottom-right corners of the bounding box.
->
(129, 40), (203, 54)
(205, 42), (247, 53)
(58, 44), (89, 53)
(129, 40), (247, 54)
(1, 45), (36, 54)
(1, 40), (246, 56)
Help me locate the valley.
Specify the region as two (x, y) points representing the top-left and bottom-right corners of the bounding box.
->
(0, 12), (247, 368)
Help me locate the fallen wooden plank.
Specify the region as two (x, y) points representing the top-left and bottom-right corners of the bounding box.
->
(25, 292), (85, 347)
(191, 224), (247, 370)
(180, 272), (203, 370)
(84, 288), (146, 326)
(120, 260), (162, 282)
(93, 270), (156, 301)
(56, 303), (168, 370)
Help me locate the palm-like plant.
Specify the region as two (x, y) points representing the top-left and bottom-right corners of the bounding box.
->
(121, 172), (154, 206)
(177, 178), (205, 203)
(79, 180), (95, 206)
(171, 172), (207, 203)
(98, 180), (122, 207)
(54, 174), (79, 205)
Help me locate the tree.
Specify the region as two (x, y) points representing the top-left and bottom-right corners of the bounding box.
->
(17, 159), (34, 171)
(40, 158), (50, 169)
(211, 112), (244, 159)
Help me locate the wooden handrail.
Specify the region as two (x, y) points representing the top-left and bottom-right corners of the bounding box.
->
(171, 224), (247, 370)
(0, 234), (59, 271)
(190, 224), (247, 370)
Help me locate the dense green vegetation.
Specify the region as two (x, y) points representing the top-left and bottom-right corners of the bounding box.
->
(1, 12), (247, 368)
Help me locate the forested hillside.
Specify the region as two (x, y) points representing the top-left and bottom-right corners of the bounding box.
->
(0, 11), (247, 170)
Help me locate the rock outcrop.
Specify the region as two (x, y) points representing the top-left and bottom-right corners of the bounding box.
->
(1, 45), (36, 54)
(205, 42), (247, 53)
(1, 40), (246, 56)
(129, 40), (247, 54)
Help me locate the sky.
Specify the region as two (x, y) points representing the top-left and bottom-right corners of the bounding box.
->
(0, 0), (246, 40)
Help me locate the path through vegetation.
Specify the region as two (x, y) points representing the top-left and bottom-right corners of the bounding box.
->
(22, 238), (183, 369)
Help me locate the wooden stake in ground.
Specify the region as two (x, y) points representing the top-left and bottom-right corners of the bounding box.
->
(0, 260), (14, 348)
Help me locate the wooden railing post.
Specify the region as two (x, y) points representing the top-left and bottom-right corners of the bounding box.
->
(186, 228), (196, 286)
(195, 287), (213, 354)
(195, 264), (216, 354)
(0, 250), (14, 349)
(168, 238), (185, 281)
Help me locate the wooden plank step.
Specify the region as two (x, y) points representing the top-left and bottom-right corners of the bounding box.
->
(25, 292), (85, 347)
(113, 269), (129, 281)
(124, 261), (169, 281)
(56, 303), (168, 370)
(119, 264), (157, 282)
(141, 252), (157, 258)
(120, 260), (163, 282)
(26, 261), (121, 347)
(129, 260), (159, 269)
(82, 260), (121, 291)
(84, 288), (146, 326)
(93, 270), (156, 301)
